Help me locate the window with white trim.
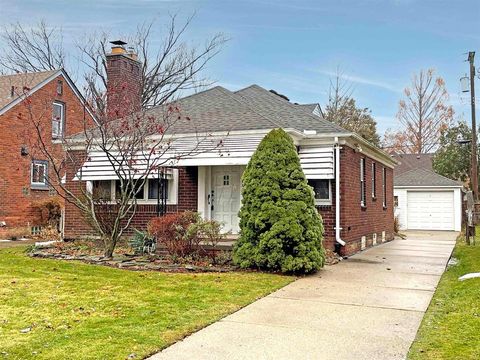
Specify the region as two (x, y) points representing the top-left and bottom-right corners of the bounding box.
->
(371, 162), (376, 198)
(92, 180), (112, 200)
(52, 102), (65, 139)
(308, 179), (331, 206)
(115, 180), (145, 200)
(31, 160), (48, 187)
(147, 178), (169, 200)
(382, 167), (387, 208)
(360, 158), (366, 207)
(92, 178), (174, 203)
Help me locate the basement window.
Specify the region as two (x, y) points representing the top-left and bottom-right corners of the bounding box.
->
(308, 179), (331, 206)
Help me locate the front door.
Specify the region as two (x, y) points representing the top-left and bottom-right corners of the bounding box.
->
(211, 166), (242, 234)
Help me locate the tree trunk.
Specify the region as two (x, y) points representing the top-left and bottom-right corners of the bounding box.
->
(103, 235), (117, 259)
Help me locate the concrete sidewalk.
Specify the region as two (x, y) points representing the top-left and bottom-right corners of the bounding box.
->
(149, 231), (457, 360)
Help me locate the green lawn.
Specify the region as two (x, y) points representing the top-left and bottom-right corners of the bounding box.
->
(0, 247), (293, 360)
(408, 231), (480, 360)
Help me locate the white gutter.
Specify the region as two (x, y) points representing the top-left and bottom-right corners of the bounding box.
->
(334, 137), (346, 246)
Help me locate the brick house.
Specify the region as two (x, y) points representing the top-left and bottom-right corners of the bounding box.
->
(63, 44), (396, 256)
(0, 69), (95, 231)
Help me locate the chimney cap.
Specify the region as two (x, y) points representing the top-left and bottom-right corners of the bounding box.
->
(110, 40), (127, 46)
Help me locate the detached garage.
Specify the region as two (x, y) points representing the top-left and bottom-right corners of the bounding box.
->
(394, 168), (463, 232)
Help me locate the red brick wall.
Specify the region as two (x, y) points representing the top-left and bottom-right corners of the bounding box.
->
(337, 146), (394, 256)
(317, 146), (394, 256)
(0, 75), (93, 228)
(106, 53), (142, 120)
(63, 164), (198, 239)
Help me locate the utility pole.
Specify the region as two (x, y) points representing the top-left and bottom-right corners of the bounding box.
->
(468, 51), (478, 201)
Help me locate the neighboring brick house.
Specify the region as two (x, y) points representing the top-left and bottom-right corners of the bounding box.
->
(63, 43), (396, 256)
(0, 69), (95, 231)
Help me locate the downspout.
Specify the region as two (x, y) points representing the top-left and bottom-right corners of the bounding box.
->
(335, 137), (346, 246)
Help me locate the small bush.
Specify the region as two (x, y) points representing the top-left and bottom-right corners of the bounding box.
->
(188, 219), (226, 263)
(148, 212), (226, 262)
(32, 196), (63, 228)
(35, 225), (61, 241)
(394, 215), (400, 233)
(148, 211), (201, 258)
(0, 227), (31, 240)
(128, 228), (156, 255)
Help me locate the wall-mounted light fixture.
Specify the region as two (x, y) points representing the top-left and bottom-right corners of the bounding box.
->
(20, 145), (29, 156)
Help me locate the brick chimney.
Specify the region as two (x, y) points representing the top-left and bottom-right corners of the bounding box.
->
(106, 40), (142, 120)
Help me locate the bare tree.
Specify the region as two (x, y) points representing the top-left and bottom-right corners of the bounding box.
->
(1, 16), (227, 113)
(20, 85), (223, 258)
(382, 69), (453, 154)
(324, 68), (380, 146)
(0, 20), (66, 73)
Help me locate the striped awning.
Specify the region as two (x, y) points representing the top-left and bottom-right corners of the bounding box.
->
(74, 134), (266, 181)
(298, 146), (335, 179)
(74, 134), (335, 181)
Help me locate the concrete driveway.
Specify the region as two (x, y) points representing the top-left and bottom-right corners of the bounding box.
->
(149, 231), (457, 360)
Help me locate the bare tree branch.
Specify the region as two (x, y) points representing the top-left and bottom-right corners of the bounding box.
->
(383, 69), (453, 154)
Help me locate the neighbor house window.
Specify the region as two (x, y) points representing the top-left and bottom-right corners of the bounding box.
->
(394, 196), (399, 207)
(56, 80), (63, 95)
(308, 179), (331, 206)
(31, 160), (48, 187)
(382, 167), (387, 208)
(360, 158), (366, 207)
(371, 162), (376, 198)
(147, 178), (168, 200)
(52, 102), (65, 138)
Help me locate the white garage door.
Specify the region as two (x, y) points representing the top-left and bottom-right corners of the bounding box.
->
(407, 191), (455, 230)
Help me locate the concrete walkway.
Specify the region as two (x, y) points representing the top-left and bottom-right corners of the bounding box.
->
(149, 231), (457, 360)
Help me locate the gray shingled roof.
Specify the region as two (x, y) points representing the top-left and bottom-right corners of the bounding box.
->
(392, 153), (434, 175)
(235, 85), (347, 134)
(143, 86), (278, 134)
(0, 70), (59, 112)
(394, 168), (462, 187)
(296, 103), (321, 115)
(139, 84), (349, 136)
(71, 84), (350, 141)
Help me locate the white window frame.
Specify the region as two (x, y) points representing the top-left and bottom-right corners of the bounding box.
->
(31, 160), (48, 188)
(87, 170), (179, 205)
(371, 162), (376, 198)
(52, 102), (65, 139)
(360, 158), (366, 207)
(308, 179), (332, 206)
(382, 166), (387, 208)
